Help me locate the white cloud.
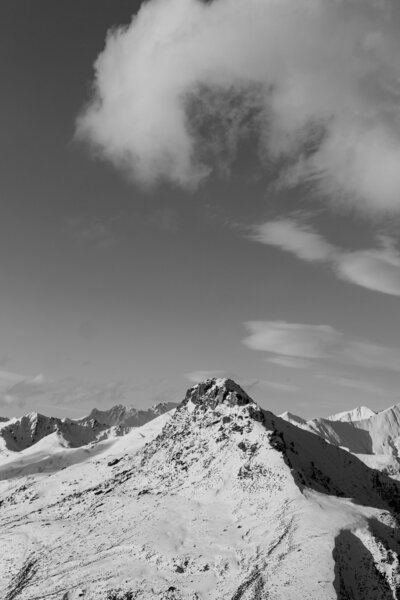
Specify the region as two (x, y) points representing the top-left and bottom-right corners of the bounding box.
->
(252, 218), (400, 297)
(243, 321), (341, 359)
(77, 0), (400, 213)
(336, 247), (400, 296)
(251, 220), (334, 262)
(316, 374), (384, 396)
(243, 320), (400, 371)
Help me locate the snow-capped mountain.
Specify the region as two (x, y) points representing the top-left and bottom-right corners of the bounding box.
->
(278, 410), (307, 426)
(282, 403), (400, 465)
(327, 406), (376, 422)
(0, 402), (177, 455)
(75, 402), (177, 431)
(0, 412), (98, 454)
(1, 378), (400, 599)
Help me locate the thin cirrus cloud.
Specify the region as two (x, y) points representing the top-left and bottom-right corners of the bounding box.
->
(0, 374), (128, 409)
(251, 219), (400, 297)
(315, 374), (385, 397)
(243, 321), (400, 372)
(77, 0), (400, 214)
(67, 216), (117, 250)
(185, 370), (296, 393)
(266, 356), (313, 369)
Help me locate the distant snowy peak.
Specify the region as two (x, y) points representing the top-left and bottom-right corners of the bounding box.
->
(77, 401), (177, 429)
(150, 401), (177, 416)
(0, 402), (178, 454)
(281, 402), (400, 466)
(0, 412), (98, 452)
(279, 411), (307, 426)
(327, 406), (376, 422)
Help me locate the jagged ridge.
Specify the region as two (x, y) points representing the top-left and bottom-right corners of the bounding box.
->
(0, 402), (177, 453)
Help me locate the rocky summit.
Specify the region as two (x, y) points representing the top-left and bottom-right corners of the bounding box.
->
(1, 379), (400, 599)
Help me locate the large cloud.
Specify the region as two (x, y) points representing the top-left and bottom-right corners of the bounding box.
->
(77, 0), (400, 212)
(252, 219), (400, 296)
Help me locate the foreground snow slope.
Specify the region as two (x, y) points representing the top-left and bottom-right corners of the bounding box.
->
(1, 379), (400, 599)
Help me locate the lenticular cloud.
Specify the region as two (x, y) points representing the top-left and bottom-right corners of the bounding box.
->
(77, 0), (400, 213)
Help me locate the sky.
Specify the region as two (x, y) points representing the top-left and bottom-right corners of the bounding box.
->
(2, 0), (400, 419)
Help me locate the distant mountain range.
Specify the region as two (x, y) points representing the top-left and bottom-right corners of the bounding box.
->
(1, 379), (400, 599)
(280, 402), (400, 475)
(0, 402), (177, 455)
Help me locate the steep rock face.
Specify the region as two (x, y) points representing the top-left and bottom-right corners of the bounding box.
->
(1, 378), (400, 600)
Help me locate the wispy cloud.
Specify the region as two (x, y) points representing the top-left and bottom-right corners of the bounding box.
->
(67, 216), (117, 249)
(147, 208), (179, 234)
(185, 370), (227, 384)
(252, 218), (400, 297)
(78, 0), (400, 213)
(266, 356), (313, 369)
(337, 247), (400, 296)
(256, 379), (297, 394)
(0, 370), (27, 402)
(243, 320), (400, 372)
(316, 374), (385, 397)
(0, 374), (128, 410)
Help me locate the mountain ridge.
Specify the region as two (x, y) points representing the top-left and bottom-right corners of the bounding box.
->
(0, 402), (177, 454)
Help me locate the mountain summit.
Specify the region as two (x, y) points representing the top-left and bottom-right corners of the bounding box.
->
(1, 378), (400, 599)
(182, 378), (252, 408)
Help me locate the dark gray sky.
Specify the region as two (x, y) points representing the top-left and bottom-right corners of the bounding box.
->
(2, 0), (400, 419)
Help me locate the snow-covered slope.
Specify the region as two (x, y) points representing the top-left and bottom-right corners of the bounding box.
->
(1, 378), (400, 599)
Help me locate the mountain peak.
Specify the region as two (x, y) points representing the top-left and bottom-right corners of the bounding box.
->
(182, 378), (253, 410)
